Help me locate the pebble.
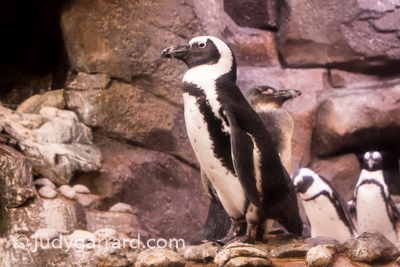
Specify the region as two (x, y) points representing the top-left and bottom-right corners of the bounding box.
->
(30, 228), (59, 240)
(34, 178), (56, 189)
(72, 184), (90, 194)
(59, 185), (77, 200)
(38, 185), (58, 199)
(109, 202), (135, 214)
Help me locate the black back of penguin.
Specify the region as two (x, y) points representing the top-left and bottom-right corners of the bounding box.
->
(162, 36), (303, 239)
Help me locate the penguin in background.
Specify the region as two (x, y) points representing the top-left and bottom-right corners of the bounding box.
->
(245, 85), (301, 172)
(190, 85), (302, 244)
(161, 36), (303, 244)
(292, 168), (358, 243)
(352, 151), (400, 243)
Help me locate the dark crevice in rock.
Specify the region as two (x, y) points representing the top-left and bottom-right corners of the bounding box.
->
(0, 0), (70, 105)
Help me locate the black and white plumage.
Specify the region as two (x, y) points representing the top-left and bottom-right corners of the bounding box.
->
(352, 151), (399, 243)
(245, 86), (301, 172)
(292, 168), (357, 243)
(162, 36), (302, 244)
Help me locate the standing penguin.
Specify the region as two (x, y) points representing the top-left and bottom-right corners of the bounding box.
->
(161, 36), (302, 244)
(292, 168), (357, 243)
(353, 151), (399, 243)
(245, 85), (301, 172)
(191, 85), (302, 244)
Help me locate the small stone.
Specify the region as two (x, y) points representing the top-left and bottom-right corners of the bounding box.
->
(184, 242), (222, 262)
(63, 230), (97, 243)
(59, 185), (77, 200)
(94, 247), (130, 267)
(94, 229), (118, 240)
(305, 236), (343, 253)
(74, 193), (101, 210)
(134, 248), (185, 267)
(38, 185), (58, 199)
(109, 203), (135, 214)
(305, 245), (335, 267)
(214, 243), (270, 266)
(34, 178), (56, 189)
(30, 228), (59, 240)
(72, 184), (90, 194)
(224, 256), (272, 267)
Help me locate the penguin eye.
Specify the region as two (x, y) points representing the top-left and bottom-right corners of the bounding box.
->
(198, 42), (206, 48)
(372, 151), (381, 160)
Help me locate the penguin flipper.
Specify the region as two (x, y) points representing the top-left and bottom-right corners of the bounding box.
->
(201, 169), (218, 202)
(227, 112), (260, 208)
(388, 196), (400, 222)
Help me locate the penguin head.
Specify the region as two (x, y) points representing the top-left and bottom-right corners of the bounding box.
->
(161, 36), (235, 70)
(292, 168), (333, 200)
(292, 168), (315, 195)
(245, 85), (302, 108)
(362, 151), (383, 171)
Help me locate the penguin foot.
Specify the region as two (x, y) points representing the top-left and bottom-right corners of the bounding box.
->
(216, 219), (245, 245)
(223, 221), (258, 246)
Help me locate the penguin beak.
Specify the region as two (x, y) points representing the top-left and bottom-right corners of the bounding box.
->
(277, 89), (302, 100)
(368, 158), (374, 169)
(161, 44), (190, 60)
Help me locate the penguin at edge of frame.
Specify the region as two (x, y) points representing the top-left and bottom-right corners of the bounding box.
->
(161, 35), (303, 244)
(351, 151), (400, 244)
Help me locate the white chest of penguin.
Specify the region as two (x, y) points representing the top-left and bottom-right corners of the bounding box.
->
(182, 86), (247, 219)
(303, 195), (352, 243)
(356, 183), (397, 243)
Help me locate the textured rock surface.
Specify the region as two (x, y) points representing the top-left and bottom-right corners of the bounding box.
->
(347, 231), (399, 263)
(64, 81), (197, 167)
(276, 0), (400, 70)
(16, 89), (66, 114)
(313, 86), (400, 157)
(0, 106), (102, 185)
(305, 245), (336, 267)
(67, 72), (111, 90)
(214, 243), (271, 267)
(0, 144), (36, 208)
(75, 135), (207, 242)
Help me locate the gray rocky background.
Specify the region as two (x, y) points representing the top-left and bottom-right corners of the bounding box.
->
(1, 0), (400, 266)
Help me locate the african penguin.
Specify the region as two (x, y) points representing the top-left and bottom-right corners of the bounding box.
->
(161, 36), (303, 244)
(292, 168), (357, 243)
(245, 85), (301, 172)
(353, 151), (399, 243)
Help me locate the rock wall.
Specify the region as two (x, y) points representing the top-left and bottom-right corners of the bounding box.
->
(1, 1), (400, 262)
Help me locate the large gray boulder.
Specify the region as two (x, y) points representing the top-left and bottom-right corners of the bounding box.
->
(313, 86), (400, 157)
(276, 0), (400, 70)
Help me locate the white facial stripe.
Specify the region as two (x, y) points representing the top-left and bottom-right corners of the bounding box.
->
(183, 36), (233, 133)
(372, 151), (381, 160)
(293, 168), (333, 199)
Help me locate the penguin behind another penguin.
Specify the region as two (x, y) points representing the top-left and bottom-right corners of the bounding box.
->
(245, 85), (301, 172)
(292, 168), (358, 243)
